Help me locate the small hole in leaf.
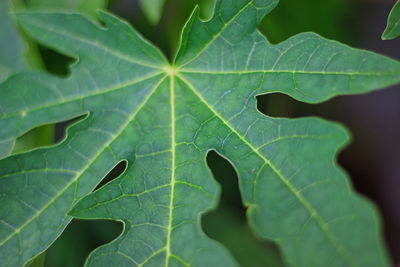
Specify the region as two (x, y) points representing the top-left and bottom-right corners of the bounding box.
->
(93, 160), (128, 192)
(203, 151), (285, 266)
(44, 219), (123, 267)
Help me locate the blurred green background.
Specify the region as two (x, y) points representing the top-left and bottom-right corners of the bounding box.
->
(2, 0), (400, 266)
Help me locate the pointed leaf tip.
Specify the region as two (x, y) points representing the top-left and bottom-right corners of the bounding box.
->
(382, 0), (400, 40)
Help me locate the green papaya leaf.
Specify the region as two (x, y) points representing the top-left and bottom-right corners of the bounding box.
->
(0, 0), (109, 159)
(1, 0), (399, 266)
(382, 0), (400, 40)
(0, 140), (15, 159)
(0, 0), (31, 83)
(0, 0), (44, 159)
(24, 0), (108, 19)
(139, 0), (166, 25)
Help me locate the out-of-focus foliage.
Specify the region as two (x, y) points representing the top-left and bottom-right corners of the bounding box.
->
(0, 0), (42, 82)
(139, 0), (166, 24)
(260, 0), (351, 44)
(0, 0), (44, 158)
(204, 210), (285, 267)
(24, 0), (108, 19)
(44, 220), (122, 267)
(382, 0), (400, 40)
(203, 151), (285, 267)
(138, 0), (216, 25)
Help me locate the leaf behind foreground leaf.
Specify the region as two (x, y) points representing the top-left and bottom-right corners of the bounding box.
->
(382, 0), (400, 40)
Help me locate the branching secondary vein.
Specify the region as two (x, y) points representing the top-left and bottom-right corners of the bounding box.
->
(175, 73), (355, 267)
(0, 75), (168, 247)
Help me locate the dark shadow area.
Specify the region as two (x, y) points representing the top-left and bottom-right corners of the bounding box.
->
(353, 6), (400, 261)
(94, 160), (127, 192)
(257, 87), (400, 263)
(257, 92), (351, 119)
(36, 44), (75, 77)
(44, 219), (122, 267)
(37, 44), (74, 77)
(260, 0), (355, 45)
(202, 151), (285, 267)
(257, 91), (393, 201)
(54, 114), (88, 143)
(109, 0), (215, 60)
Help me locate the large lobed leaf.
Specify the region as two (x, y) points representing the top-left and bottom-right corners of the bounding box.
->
(0, 0), (109, 159)
(1, 0), (400, 266)
(382, 0), (400, 40)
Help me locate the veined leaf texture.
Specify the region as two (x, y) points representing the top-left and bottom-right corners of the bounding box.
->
(1, 0), (400, 266)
